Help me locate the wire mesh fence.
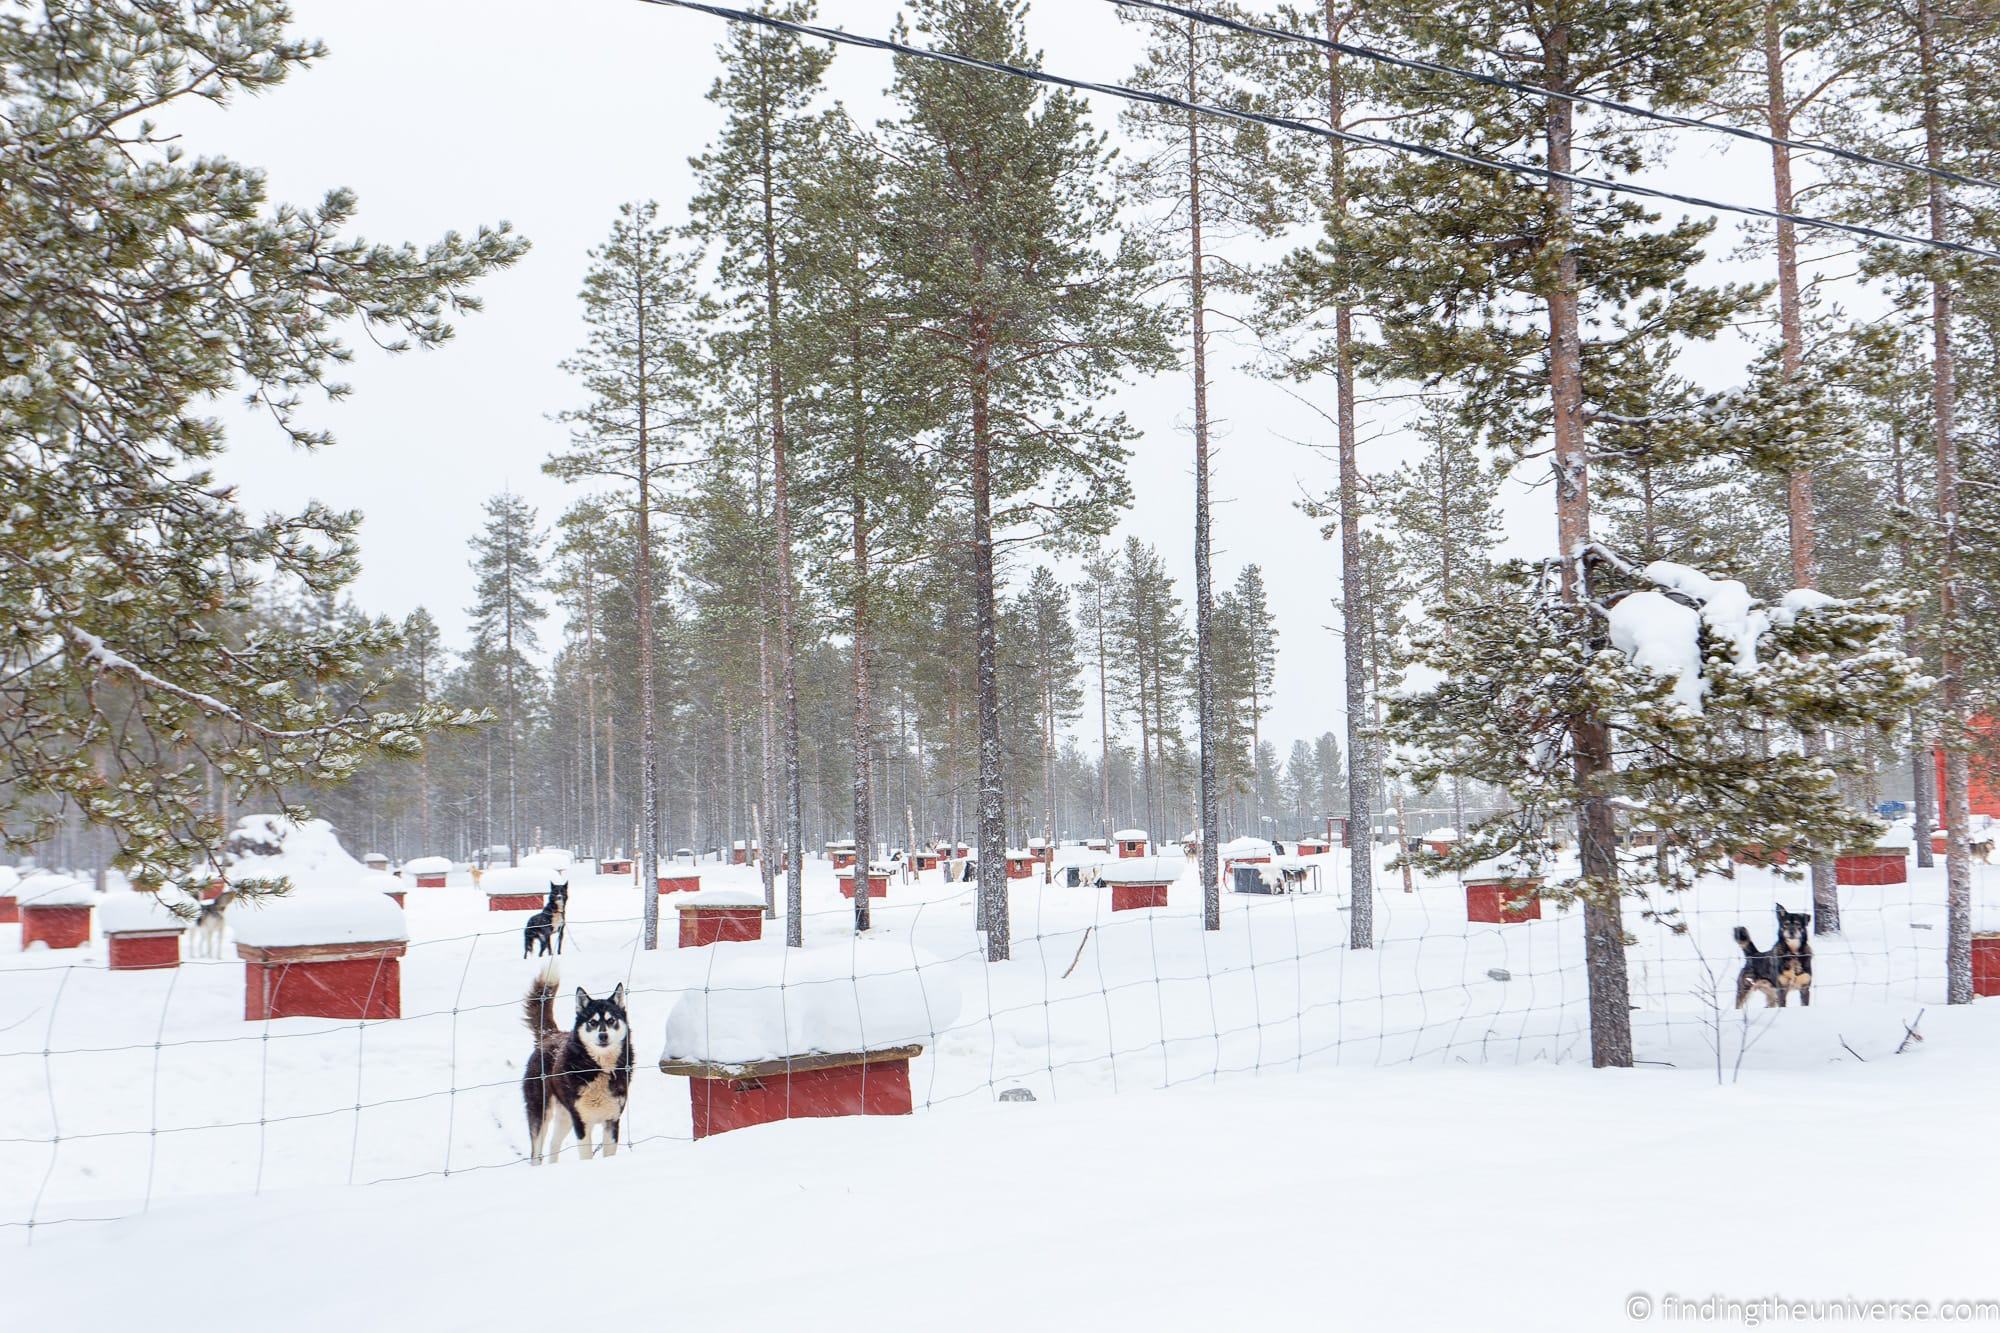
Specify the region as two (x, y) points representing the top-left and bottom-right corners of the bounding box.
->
(0, 847), (1974, 1242)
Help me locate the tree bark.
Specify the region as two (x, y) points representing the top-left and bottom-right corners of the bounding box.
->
(636, 289), (662, 950)
(1186, 20), (1223, 931)
(851, 346), (875, 934)
(1546, 31), (1632, 1067)
(971, 310), (1010, 961)
(1917, 0), (1973, 1003)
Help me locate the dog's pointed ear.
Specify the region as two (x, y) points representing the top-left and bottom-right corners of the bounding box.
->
(610, 983), (626, 1008)
(575, 986), (591, 1010)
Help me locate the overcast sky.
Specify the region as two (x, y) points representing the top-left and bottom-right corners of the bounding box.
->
(182, 0), (1784, 754)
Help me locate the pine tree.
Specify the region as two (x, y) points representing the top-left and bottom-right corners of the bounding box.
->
(397, 609), (449, 855)
(0, 2), (520, 884)
(1015, 567), (1083, 870)
(1355, 0), (1764, 1065)
(549, 201), (707, 949)
(1122, 0), (1282, 930)
(885, 0), (1171, 960)
(688, 1), (834, 948)
(466, 494), (546, 868)
(1077, 548), (1123, 842)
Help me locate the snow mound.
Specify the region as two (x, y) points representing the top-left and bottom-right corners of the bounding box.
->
(1607, 589), (1705, 712)
(223, 816), (369, 890)
(1113, 829), (1149, 842)
(402, 856), (453, 875)
(661, 940), (961, 1068)
(1871, 822), (1913, 851)
(0, 865), (21, 895)
(99, 888), (196, 934)
(520, 850), (571, 873)
(1218, 837), (1274, 858)
(229, 886), (407, 949)
(16, 871), (96, 907)
(1096, 857), (1181, 885)
(479, 866), (565, 894)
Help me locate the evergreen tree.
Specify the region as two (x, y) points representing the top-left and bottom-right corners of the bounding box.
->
(0, 1), (520, 885)
(549, 201), (707, 948)
(885, 0), (1171, 960)
(688, 0), (834, 947)
(466, 493), (547, 868)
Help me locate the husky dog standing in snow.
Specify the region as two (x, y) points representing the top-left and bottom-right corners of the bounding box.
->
(522, 965), (632, 1164)
(522, 872), (569, 958)
(1733, 904), (1813, 1008)
(189, 889), (236, 959)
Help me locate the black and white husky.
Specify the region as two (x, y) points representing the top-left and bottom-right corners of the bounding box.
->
(522, 964), (632, 1164)
(190, 889), (236, 959)
(522, 873), (569, 959)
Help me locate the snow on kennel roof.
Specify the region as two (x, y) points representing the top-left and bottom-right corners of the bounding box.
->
(480, 865), (565, 893)
(16, 871), (95, 908)
(1871, 821), (1914, 850)
(99, 887), (197, 935)
(660, 940), (961, 1069)
(671, 887), (766, 910)
(228, 885), (407, 949)
(0, 865), (21, 895)
(403, 855), (453, 875)
(1095, 857), (1180, 886)
(1218, 836), (1274, 858)
(1113, 829), (1149, 842)
(224, 816), (369, 890)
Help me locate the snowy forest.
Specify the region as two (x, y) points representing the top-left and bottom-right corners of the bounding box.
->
(7, 0), (2000, 1051)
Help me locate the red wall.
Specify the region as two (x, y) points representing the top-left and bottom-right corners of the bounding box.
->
(245, 955), (401, 1021)
(687, 1058), (913, 1140)
(678, 907), (764, 948)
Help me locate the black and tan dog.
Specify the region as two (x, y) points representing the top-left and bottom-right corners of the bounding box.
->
(522, 874), (569, 958)
(1734, 904), (1813, 1008)
(522, 965), (632, 1164)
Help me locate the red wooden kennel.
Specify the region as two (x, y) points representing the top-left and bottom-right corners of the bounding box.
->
(1973, 933), (2000, 999)
(0, 894), (15, 925)
(487, 892), (545, 911)
(661, 1046), (920, 1140)
(837, 869), (889, 900)
(677, 901), (765, 948)
(106, 929), (182, 971)
(1005, 854), (1036, 881)
(1833, 851), (1908, 886)
(239, 940), (405, 1021)
(1464, 878), (1543, 924)
(20, 903), (92, 949)
(658, 874), (702, 894)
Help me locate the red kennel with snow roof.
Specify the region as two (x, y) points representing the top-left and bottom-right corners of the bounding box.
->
(837, 867), (890, 899)
(601, 858), (633, 876)
(677, 891), (766, 948)
(404, 856), (453, 889)
(1005, 851), (1037, 881)
(1114, 830), (1150, 859)
(1973, 933), (2000, 998)
(233, 888), (407, 1021)
(101, 891), (192, 971)
(1096, 858), (1174, 912)
(16, 874), (95, 949)
(658, 873), (702, 894)
(910, 851), (940, 873)
(1465, 877), (1543, 924)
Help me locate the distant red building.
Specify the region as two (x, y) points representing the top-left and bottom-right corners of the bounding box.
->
(1935, 715), (2000, 819)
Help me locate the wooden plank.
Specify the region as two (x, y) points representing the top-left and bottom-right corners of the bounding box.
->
(236, 939), (407, 964)
(659, 1044), (924, 1081)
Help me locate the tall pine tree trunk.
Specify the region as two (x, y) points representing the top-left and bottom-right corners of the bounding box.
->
(1890, 423), (1937, 869)
(1918, 0), (1973, 1004)
(637, 330), (662, 949)
(1763, 5), (1840, 933)
(1187, 23), (1223, 931)
(1546, 34), (1632, 1067)
(1323, 2), (1375, 950)
(971, 315), (1010, 962)
(760, 122), (807, 950)
(851, 386), (874, 934)
(1096, 585), (1114, 843)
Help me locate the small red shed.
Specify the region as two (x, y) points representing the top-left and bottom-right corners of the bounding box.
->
(675, 890), (766, 948)
(1113, 829), (1150, 859)
(101, 890), (193, 971)
(230, 887), (408, 1021)
(1096, 857), (1175, 912)
(1464, 876), (1543, 924)
(16, 873), (95, 949)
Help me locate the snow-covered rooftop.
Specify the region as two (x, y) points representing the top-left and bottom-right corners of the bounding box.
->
(1114, 829), (1149, 842)
(229, 886), (407, 949)
(403, 856), (453, 875)
(660, 940), (960, 1069)
(99, 888), (195, 935)
(1096, 857), (1180, 886)
(17, 872), (95, 907)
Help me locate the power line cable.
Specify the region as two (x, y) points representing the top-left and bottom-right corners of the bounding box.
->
(1106, 0), (2000, 196)
(637, 0), (2000, 263)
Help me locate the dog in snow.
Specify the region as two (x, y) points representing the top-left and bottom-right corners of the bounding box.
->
(522, 965), (632, 1164)
(189, 889), (236, 959)
(1733, 903), (1813, 1008)
(522, 873), (569, 959)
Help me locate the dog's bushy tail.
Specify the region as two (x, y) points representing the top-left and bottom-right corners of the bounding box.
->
(1733, 926), (1756, 955)
(524, 962), (560, 1038)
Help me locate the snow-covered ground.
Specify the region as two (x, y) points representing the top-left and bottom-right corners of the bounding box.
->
(2, 841), (1993, 1321)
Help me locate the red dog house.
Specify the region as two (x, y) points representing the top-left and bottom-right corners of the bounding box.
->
(101, 892), (191, 971)
(16, 874), (95, 949)
(676, 892), (766, 948)
(239, 941), (405, 1021)
(1834, 850), (1908, 886)
(232, 889), (408, 1021)
(1004, 851), (1037, 881)
(1732, 846), (1790, 868)
(837, 867), (890, 899)
(487, 890), (546, 911)
(1465, 877), (1543, 924)
(1097, 859), (1174, 912)
(658, 873), (702, 894)
(0, 893), (15, 926)
(1975, 933), (2000, 998)
(404, 856), (452, 889)
(661, 1046), (920, 1140)
(910, 851), (940, 873)
(1114, 830), (1149, 859)
(600, 858), (633, 876)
